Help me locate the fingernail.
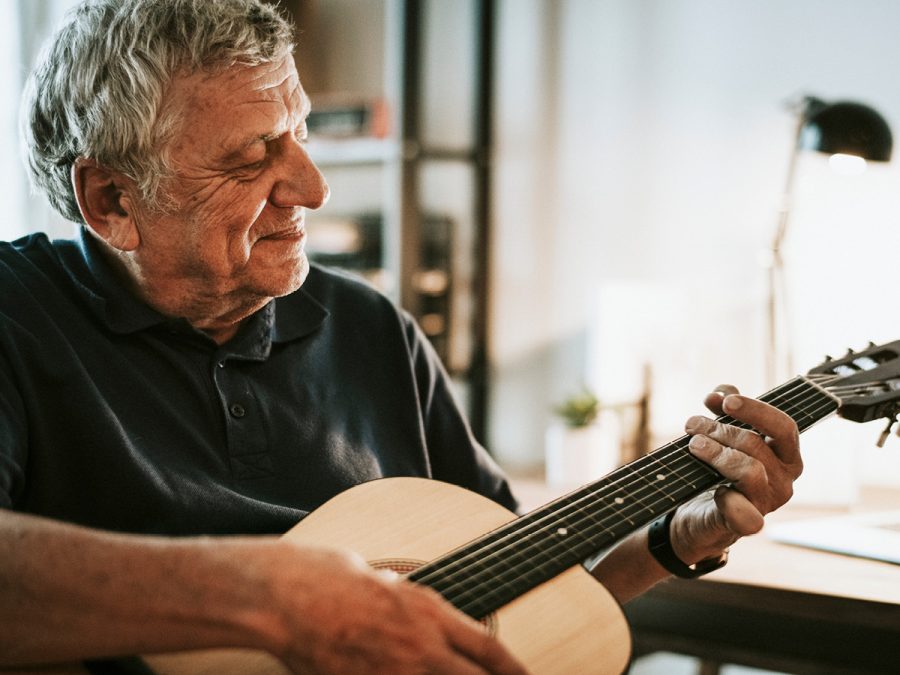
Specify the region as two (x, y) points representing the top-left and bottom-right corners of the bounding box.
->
(724, 395), (742, 412)
(689, 435), (708, 450)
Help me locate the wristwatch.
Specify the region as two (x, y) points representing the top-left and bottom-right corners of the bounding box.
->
(648, 509), (729, 578)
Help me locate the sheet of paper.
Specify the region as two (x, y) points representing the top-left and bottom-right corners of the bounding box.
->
(767, 510), (900, 565)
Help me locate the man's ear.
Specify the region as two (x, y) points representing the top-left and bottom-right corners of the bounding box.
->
(71, 158), (141, 252)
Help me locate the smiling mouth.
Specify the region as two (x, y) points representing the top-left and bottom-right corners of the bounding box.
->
(260, 226), (305, 241)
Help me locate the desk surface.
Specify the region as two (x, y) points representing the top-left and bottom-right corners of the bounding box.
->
(513, 479), (900, 673)
(628, 486), (900, 674)
(707, 485), (900, 606)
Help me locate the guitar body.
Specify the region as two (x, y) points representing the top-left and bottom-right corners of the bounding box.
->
(144, 478), (632, 675)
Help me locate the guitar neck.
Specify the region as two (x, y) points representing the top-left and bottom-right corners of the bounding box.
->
(408, 375), (840, 619)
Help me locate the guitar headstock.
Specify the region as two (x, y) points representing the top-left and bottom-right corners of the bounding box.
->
(806, 340), (900, 435)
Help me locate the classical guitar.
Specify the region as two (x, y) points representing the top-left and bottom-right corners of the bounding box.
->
(27, 341), (900, 675)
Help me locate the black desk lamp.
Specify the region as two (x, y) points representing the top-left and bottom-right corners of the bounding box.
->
(766, 96), (893, 386)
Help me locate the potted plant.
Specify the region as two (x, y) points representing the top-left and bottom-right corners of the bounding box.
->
(545, 387), (621, 489)
(553, 389), (600, 428)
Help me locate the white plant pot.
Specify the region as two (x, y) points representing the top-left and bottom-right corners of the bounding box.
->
(545, 414), (622, 490)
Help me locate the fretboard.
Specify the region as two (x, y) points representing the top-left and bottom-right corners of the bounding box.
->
(407, 375), (839, 618)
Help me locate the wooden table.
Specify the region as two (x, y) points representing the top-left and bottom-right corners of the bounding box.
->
(623, 487), (900, 675)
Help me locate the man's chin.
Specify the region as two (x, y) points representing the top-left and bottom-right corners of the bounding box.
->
(265, 255), (310, 298)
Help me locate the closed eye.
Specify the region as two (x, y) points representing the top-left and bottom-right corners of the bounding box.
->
(229, 157), (267, 182)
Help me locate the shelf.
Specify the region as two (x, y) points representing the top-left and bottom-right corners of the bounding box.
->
(306, 137), (401, 167)
(291, 0), (495, 443)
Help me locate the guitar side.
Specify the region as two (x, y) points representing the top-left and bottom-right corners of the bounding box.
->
(144, 477), (632, 674)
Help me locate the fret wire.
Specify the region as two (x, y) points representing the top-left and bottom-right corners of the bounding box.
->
(421, 376), (821, 575)
(560, 448), (708, 549)
(413, 457), (713, 599)
(434, 465), (719, 610)
(412, 380), (837, 608)
(411, 435), (701, 580)
(456, 455), (781, 615)
(410, 440), (701, 581)
(480, 429), (826, 598)
(453, 474), (721, 616)
(453, 395), (835, 616)
(418, 396), (840, 608)
(412, 380), (832, 596)
(448, 399), (841, 614)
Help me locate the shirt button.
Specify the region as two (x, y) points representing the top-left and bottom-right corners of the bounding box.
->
(229, 403), (246, 418)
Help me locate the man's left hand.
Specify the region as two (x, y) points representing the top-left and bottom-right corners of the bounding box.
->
(670, 385), (802, 564)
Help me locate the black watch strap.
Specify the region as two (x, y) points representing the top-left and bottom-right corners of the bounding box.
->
(648, 510), (728, 579)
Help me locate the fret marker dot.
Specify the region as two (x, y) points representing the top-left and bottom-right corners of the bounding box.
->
(656, 473), (666, 481)
(614, 497), (624, 505)
(557, 527), (568, 536)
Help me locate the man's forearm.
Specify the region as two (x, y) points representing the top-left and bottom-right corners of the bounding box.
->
(0, 511), (279, 668)
(588, 527), (671, 605)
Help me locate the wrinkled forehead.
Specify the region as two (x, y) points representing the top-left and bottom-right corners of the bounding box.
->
(155, 54), (309, 167)
(200, 53), (300, 95)
(163, 54), (308, 130)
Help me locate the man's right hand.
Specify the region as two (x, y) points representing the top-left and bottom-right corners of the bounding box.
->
(0, 512), (526, 674)
(248, 541), (528, 675)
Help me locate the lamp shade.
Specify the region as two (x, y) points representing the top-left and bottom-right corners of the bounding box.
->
(798, 98), (893, 162)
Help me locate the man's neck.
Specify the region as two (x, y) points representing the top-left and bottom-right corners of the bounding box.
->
(94, 240), (269, 346)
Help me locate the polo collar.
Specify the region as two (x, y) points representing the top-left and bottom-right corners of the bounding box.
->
(66, 228), (329, 344)
(67, 228), (168, 334)
(272, 272), (330, 343)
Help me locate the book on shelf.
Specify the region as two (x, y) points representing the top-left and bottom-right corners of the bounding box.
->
(308, 94), (390, 139)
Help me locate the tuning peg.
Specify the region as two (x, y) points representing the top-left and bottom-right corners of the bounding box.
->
(846, 347), (855, 356)
(868, 341), (876, 348)
(824, 354), (833, 362)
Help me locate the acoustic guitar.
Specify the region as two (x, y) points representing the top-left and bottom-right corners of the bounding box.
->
(24, 340), (900, 674)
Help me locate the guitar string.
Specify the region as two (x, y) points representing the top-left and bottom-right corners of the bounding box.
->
(808, 371), (894, 388)
(447, 398), (840, 615)
(455, 368), (884, 613)
(823, 381), (892, 393)
(448, 395), (842, 615)
(422, 391), (839, 612)
(446, 393), (842, 615)
(414, 375), (829, 586)
(418, 384), (839, 609)
(411, 379), (837, 603)
(411, 377), (831, 595)
(423, 387), (835, 604)
(446, 389), (837, 591)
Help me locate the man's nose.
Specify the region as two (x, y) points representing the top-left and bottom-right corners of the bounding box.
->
(269, 137), (330, 209)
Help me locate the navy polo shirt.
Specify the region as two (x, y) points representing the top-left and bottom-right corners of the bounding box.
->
(0, 229), (517, 535)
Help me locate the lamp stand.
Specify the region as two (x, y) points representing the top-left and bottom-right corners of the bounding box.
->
(765, 102), (809, 388)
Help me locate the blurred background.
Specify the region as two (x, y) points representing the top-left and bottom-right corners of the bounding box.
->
(5, 2), (900, 673)
(4, 0), (899, 501)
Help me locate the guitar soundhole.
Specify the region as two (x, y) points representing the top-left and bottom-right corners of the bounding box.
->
(369, 558), (497, 636)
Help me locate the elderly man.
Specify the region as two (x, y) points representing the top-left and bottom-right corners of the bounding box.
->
(1, 0), (802, 673)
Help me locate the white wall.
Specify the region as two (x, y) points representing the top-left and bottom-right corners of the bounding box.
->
(490, 0), (900, 493)
(5, 0), (81, 241)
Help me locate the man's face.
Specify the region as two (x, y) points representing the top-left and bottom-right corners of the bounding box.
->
(130, 54), (329, 308)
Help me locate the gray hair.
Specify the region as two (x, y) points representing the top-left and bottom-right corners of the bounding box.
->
(21, 0), (295, 223)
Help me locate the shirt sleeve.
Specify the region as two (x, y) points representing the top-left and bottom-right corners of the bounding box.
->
(401, 312), (519, 514)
